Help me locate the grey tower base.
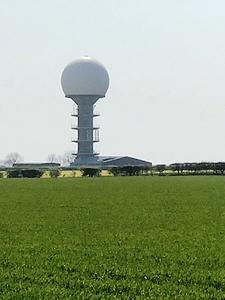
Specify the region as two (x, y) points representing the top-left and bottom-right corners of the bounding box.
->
(70, 155), (99, 166)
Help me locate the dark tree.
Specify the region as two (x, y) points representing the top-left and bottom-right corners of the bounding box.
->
(213, 162), (225, 175)
(120, 166), (134, 176)
(170, 163), (184, 174)
(109, 167), (121, 176)
(6, 170), (22, 178)
(155, 164), (166, 175)
(81, 168), (101, 177)
(21, 169), (44, 178)
(49, 169), (61, 178)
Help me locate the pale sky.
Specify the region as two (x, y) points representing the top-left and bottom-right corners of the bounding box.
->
(1, 0), (225, 165)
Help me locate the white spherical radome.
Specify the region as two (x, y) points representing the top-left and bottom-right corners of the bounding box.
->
(61, 56), (109, 96)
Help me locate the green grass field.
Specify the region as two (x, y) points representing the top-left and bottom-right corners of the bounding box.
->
(0, 176), (225, 299)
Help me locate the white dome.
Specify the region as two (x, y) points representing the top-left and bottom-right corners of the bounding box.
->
(61, 56), (110, 96)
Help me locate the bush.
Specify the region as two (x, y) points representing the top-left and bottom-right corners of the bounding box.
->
(80, 168), (101, 177)
(109, 166), (151, 176)
(154, 164), (166, 174)
(71, 170), (77, 177)
(6, 170), (22, 178)
(6, 169), (44, 178)
(49, 169), (61, 178)
(108, 167), (121, 176)
(120, 166), (143, 176)
(0, 172), (4, 178)
(21, 169), (44, 178)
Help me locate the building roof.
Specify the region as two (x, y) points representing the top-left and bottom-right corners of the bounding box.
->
(13, 163), (60, 168)
(98, 156), (152, 167)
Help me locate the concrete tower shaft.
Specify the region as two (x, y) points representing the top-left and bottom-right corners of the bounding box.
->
(70, 95), (102, 161)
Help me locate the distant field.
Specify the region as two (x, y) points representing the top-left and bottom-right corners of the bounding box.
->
(0, 176), (225, 299)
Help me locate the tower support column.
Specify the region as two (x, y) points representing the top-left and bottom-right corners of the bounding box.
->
(70, 95), (102, 165)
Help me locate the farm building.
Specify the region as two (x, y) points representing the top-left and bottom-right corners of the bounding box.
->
(13, 163), (60, 169)
(71, 156), (152, 168)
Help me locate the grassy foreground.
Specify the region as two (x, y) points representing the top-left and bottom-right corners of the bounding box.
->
(0, 176), (225, 299)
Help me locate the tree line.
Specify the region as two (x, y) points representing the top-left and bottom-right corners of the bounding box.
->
(155, 162), (225, 175)
(80, 162), (225, 177)
(2, 151), (225, 177)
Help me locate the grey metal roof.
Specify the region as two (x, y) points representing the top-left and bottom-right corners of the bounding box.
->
(98, 156), (152, 167)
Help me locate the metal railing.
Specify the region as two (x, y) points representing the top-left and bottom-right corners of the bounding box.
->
(71, 111), (100, 117)
(71, 125), (100, 130)
(71, 150), (100, 156)
(71, 137), (100, 143)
